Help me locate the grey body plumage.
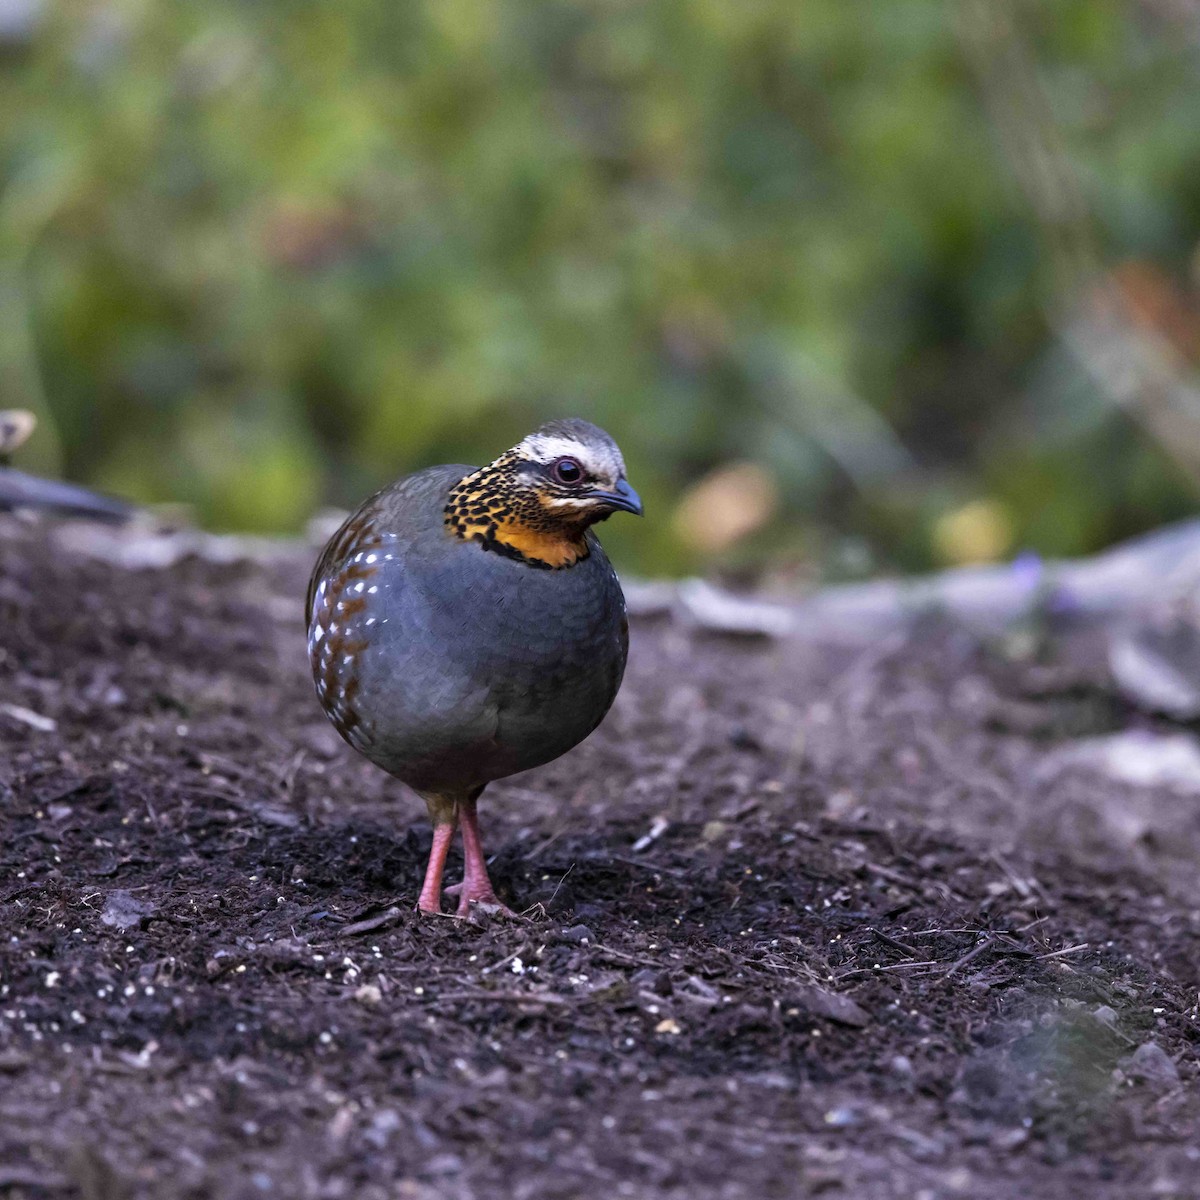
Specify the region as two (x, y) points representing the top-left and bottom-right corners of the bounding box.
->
(310, 464), (628, 793)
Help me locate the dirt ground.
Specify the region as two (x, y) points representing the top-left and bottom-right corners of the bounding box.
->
(1, 515), (1198, 1200)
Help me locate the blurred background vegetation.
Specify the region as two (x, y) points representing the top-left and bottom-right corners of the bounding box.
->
(3, 0), (1200, 579)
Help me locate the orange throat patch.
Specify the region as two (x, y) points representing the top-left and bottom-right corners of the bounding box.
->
(444, 464), (590, 569)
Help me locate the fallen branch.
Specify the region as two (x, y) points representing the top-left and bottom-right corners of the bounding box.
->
(625, 517), (1200, 643)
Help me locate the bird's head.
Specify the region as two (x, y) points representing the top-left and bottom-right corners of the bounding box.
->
(445, 418), (642, 568)
(507, 419), (644, 521)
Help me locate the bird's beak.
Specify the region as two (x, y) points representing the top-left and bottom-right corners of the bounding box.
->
(592, 477), (644, 517)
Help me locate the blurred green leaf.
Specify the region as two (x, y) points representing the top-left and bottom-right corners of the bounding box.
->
(0, 0), (1198, 574)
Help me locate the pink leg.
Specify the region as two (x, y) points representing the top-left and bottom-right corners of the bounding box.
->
(416, 821), (456, 914)
(456, 796), (515, 918)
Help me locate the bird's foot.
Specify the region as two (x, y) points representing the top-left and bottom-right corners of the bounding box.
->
(444, 881), (518, 920)
(460, 898), (519, 921)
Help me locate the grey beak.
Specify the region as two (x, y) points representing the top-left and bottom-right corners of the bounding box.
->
(594, 477), (644, 517)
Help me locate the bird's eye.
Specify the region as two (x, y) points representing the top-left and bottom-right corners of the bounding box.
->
(553, 457), (584, 484)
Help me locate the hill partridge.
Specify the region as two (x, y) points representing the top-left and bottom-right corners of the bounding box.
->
(307, 419), (642, 917)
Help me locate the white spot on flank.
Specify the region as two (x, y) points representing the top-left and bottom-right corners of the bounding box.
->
(365, 553), (378, 564)
(354, 581), (365, 593)
(367, 585), (378, 594)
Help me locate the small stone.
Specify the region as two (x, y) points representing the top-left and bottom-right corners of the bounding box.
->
(793, 985), (870, 1028)
(100, 890), (156, 932)
(364, 1109), (402, 1149)
(354, 984), (383, 1007)
(823, 1106), (858, 1128)
(1118, 1041), (1180, 1092)
(944, 1167), (973, 1194)
(559, 924), (593, 944)
(1151, 1176), (1183, 1197)
(991, 1127), (1029, 1152)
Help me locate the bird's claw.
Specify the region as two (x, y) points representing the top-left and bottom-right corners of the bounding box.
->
(458, 893), (518, 921)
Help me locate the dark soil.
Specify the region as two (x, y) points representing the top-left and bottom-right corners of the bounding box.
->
(1, 517), (1198, 1199)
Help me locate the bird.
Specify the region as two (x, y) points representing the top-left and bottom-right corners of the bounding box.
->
(306, 418), (643, 917)
(0, 409), (132, 522)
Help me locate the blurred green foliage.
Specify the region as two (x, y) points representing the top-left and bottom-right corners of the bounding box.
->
(3, 0), (1200, 576)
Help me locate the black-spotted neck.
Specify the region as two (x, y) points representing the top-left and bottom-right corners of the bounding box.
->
(444, 453), (591, 569)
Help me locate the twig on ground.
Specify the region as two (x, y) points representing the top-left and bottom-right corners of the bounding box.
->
(547, 864), (574, 906)
(943, 936), (1000, 979)
(592, 943), (665, 968)
(869, 928), (921, 959)
(481, 944), (531, 975)
(340, 906), (404, 936)
(837, 960), (941, 981)
(602, 854), (688, 877)
(1036, 942), (1089, 961)
(429, 990), (572, 1008)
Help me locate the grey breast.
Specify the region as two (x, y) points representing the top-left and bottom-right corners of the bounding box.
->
(313, 464), (628, 793)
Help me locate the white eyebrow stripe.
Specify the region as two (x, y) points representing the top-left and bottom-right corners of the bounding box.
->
(517, 434), (588, 461)
(515, 433), (626, 477)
